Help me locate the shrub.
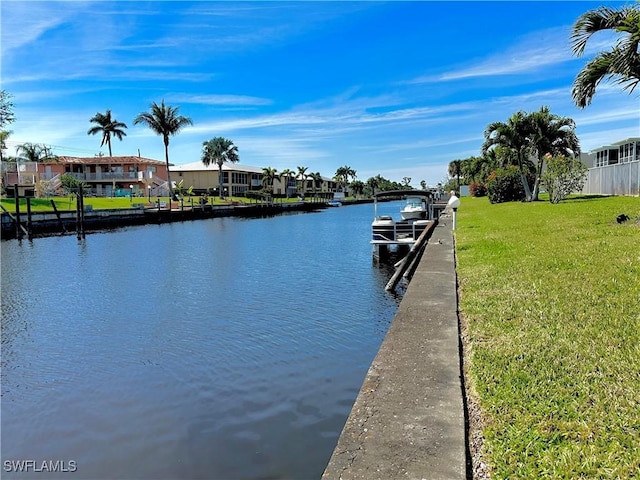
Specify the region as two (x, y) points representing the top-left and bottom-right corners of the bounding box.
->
(486, 166), (525, 203)
(542, 155), (588, 204)
(469, 182), (487, 197)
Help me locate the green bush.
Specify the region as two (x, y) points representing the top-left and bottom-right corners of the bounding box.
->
(542, 155), (588, 204)
(469, 182), (487, 197)
(485, 166), (525, 203)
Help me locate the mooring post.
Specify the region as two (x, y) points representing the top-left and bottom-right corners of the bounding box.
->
(50, 200), (66, 233)
(79, 184), (86, 239)
(26, 197), (33, 240)
(76, 188), (81, 240)
(13, 184), (22, 240)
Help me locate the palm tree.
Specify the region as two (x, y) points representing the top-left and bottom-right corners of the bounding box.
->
(87, 109), (127, 157)
(134, 100), (193, 198)
(309, 172), (323, 198)
(571, 5), (640, 107)
(296, 166), (308, 198)
(482, 111), (534, 201)
(262, 167), (278, 197)
(201, 137), (239, 199)
(280, 168), (294, 198)
(528, 106), (580, 200)
(15, 143), (57, 163)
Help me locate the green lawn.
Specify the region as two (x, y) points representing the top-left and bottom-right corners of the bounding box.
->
(455, 195), (640, 478)
(0, 194), (318, 212)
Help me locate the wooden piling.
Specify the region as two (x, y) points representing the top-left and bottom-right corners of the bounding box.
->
(50, 200), (67, 233)
(14, 184), (22, 240)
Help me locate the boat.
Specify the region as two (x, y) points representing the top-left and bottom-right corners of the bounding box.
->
(400, 195), (428, 220)
(326, 200), (342, 207)
(371, 190), (434, 258)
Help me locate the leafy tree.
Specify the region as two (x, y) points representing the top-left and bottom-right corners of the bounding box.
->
(486, 166), (526, 204)
(134, 100), (193, 198)
(420, 180), (427, 190)
(541, 155), (588, 204)
(402, 176), (412, 187)
(87, 109), (128, 157)
(483, 111), (535, 201)
(528, 106), (580, 201)
(1, 90), (15, 163)
(571, 5), (640, 107)
(0, 130), (10, 163)
(201, 137), (239, 199)
(0, 90), (15, 129)
(15, 143), (57, 162)
(60, 173), (88, 195)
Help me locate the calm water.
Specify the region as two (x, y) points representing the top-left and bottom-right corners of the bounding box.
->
(1, 201), (406, 480)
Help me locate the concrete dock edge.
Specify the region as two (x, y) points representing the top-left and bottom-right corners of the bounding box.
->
(322, 218), (466, 480)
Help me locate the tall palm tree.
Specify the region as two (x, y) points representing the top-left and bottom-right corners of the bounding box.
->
(571, 5), (640, 107)
(528, 106), (580, 201)
(296, 166), (308, 197)
(201, 137), (239, 199)
(87, 109), (128, 157)
(482, 111), (534, 201)
(134, 100), (193, 198)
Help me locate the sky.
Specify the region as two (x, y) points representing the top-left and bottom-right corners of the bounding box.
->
(1, 1), (639, 187)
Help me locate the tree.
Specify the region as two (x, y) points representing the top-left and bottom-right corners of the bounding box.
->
(296, 166), (308, 197)
(334, 165), (357, 191)
(1, 90), (15, 163)
(15, 143), (57, 162)
(280, 168), (294, 198)
(201, 137), (239, 199)
(528, 106), (580, 201)
(571, 5), (640, 107)
(483, 111), (535, 201)
(309, 172), (323, 197)
(87, 109), (128, 157)
(350, 179), (365, 197)
(541, 155), (588, 203)
(134, 100), (193, 198)
(262, 166), (278, 195)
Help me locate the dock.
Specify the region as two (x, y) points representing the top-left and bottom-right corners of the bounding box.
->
(323, 215), (467, 479)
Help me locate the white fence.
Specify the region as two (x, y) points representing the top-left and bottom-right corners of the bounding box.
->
(582, 161), (640, 196)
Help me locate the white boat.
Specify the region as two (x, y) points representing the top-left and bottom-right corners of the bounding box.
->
(400, 195), (428, 220)
(371, 190), (434, 251)
(327, 200), (342, 207)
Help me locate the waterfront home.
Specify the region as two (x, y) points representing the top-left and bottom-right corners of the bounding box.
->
(2, 155), (169, 198)
(581, 137), (640, 196)
(171, 161), (338, 198)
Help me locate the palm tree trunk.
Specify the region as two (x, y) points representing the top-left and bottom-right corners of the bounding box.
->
(164, 137), (173, 198)
(108, 140), (112, 157)
(532, 157), (544, 201)
(218, 164), (223, 199)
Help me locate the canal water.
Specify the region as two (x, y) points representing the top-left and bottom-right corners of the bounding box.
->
(1, 201), (406, 480)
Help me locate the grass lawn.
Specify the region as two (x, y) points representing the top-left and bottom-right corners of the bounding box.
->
(455, 195), (640, 478)
(0, 194), (317, 212)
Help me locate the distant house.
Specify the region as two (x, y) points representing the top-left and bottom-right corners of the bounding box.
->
(581, 137), (640, 196)
(171, 161), (338, 198)
(2, 155), (168, 198)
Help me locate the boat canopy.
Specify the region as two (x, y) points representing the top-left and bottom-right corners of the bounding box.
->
(373, 189), (433, 199)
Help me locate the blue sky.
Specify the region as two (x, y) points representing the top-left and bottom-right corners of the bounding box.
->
(2, 1), (638, 186)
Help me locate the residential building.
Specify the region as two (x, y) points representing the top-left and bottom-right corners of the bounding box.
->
(2, 155), (168, 198)
(581, 137), (640, 196)
(171, 161), (338, 197)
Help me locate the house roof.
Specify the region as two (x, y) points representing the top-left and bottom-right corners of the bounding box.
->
(170, 161), (264, 174)
(589, 137), (640, 153)
(57, 155), (166, 166)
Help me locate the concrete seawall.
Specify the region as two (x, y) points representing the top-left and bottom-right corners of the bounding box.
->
(323, 218), (466, 480)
